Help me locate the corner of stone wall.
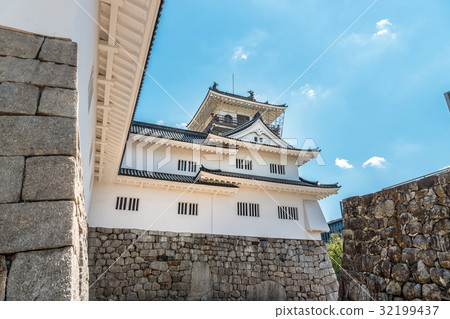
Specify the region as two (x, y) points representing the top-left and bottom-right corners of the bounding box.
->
(0, 27), (88, 300)
(339, 171), (450, 301)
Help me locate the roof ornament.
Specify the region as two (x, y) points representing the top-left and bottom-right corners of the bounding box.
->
(248, 90), (255, 100)
(211, 82), (218, 90)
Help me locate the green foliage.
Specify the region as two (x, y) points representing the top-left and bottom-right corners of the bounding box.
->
(325, 233), (343, 280)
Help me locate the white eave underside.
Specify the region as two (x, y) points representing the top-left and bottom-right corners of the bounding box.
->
(94, 0), (162, 182)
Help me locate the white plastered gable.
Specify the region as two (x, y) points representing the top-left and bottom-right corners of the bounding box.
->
(227, 117), (291, 148)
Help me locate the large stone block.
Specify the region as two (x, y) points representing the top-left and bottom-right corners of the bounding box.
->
(38, 87), (78, 119)
(0, 156), (24, 203)
(0, 116), (77, 156)
(0, 28), (44, 59)
(38, 38), (77, 66)
(0, 201), (76, 254)
(0, 56), (76, 89)
(6, 247), (79, 300)
(22, 156), (76, 201)
(246, 280), (287, 301)
(0, 255), (6, 301)
(0, 82), (39, 115)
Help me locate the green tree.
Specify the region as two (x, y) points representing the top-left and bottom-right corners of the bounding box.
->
(326, 233), (343, 280)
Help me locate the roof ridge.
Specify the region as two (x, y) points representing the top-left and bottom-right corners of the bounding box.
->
(210, 87), (288, 108)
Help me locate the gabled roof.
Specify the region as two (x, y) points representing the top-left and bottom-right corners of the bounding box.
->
(131, 121), (207, 143)
(199, 167), (340, 189)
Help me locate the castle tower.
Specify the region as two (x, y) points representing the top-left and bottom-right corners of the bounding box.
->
(187, 83), (286, 137)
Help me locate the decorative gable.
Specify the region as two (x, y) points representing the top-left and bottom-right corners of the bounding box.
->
(226, 116), (291, 148)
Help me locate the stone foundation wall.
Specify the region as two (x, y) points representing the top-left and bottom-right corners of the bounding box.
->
(0, 27), (88, 300)
(339, 170), (450, 301)
(88, 228), (339, 301)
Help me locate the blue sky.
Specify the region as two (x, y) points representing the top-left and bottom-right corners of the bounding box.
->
(134, 0), (450, 221)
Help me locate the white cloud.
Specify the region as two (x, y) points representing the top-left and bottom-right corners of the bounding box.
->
(363, 156), (387, 168)
(175, 122), (187, 129)
(335, 158), (353, 169)
(233, 46), (248, 60)
(376, 19), (392, 29)
(373, 19), (395, 38)
(157, 120), (164, 125)
(299, 84), (316, 99)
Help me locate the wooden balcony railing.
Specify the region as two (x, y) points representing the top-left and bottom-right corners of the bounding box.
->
(204, 114), (281, 136)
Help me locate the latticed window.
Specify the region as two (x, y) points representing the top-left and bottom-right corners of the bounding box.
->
(178, 202), (198, 216)
(277, 206), (298, 220)
(115, 197), (139, 211)
(270, 163), (285, 175)
(237, 202), (260, 217)
(236, 158), (252, 170)
(178, 160), (197, 172)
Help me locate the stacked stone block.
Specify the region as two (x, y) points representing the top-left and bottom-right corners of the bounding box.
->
(339, 170), (450, 301)
(89, 228), (339, 301)
(0, 27), (88, 300)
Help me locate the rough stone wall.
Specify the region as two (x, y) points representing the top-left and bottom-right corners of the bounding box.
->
(339, 170), (450, 301)
(89, 228), (339, 301)
(0, 27), (88, 300)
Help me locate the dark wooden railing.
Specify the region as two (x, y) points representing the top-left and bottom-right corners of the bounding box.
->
(205, 114), (281, 136)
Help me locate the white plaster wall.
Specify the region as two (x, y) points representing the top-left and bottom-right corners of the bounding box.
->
(122, 140), (300, 180)
(88, 181), (327, 240)
(0, 0), (99, 211)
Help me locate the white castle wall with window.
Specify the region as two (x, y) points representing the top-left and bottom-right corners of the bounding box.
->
(89, 181), (330, 240)
(89, 115), (339, 240)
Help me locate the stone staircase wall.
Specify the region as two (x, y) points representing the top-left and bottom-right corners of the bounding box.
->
(0, 27), (88, 300)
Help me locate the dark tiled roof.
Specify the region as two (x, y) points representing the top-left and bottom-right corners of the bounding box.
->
(210, 87), (287, 108)
(120, 168), (196, 183)
(131, 120), (318, 153)
(119, 167), (339, 189)
(131, 121), (207, 143)
(119, 168), (238, 188)
(200, 167), (340, 189)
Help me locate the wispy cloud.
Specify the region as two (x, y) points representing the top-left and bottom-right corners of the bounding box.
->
(291, 83), (332, 101)
(231, 29), (269, 61)
(363, 156), (387, 168)
(175, 122), (187, 129)
(157, 120), (164, 125)
(233, 46), (248, 60)
(301, 84), (316, 99)
(335, 158), (353, 169)
(373, 19), (395, 38)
